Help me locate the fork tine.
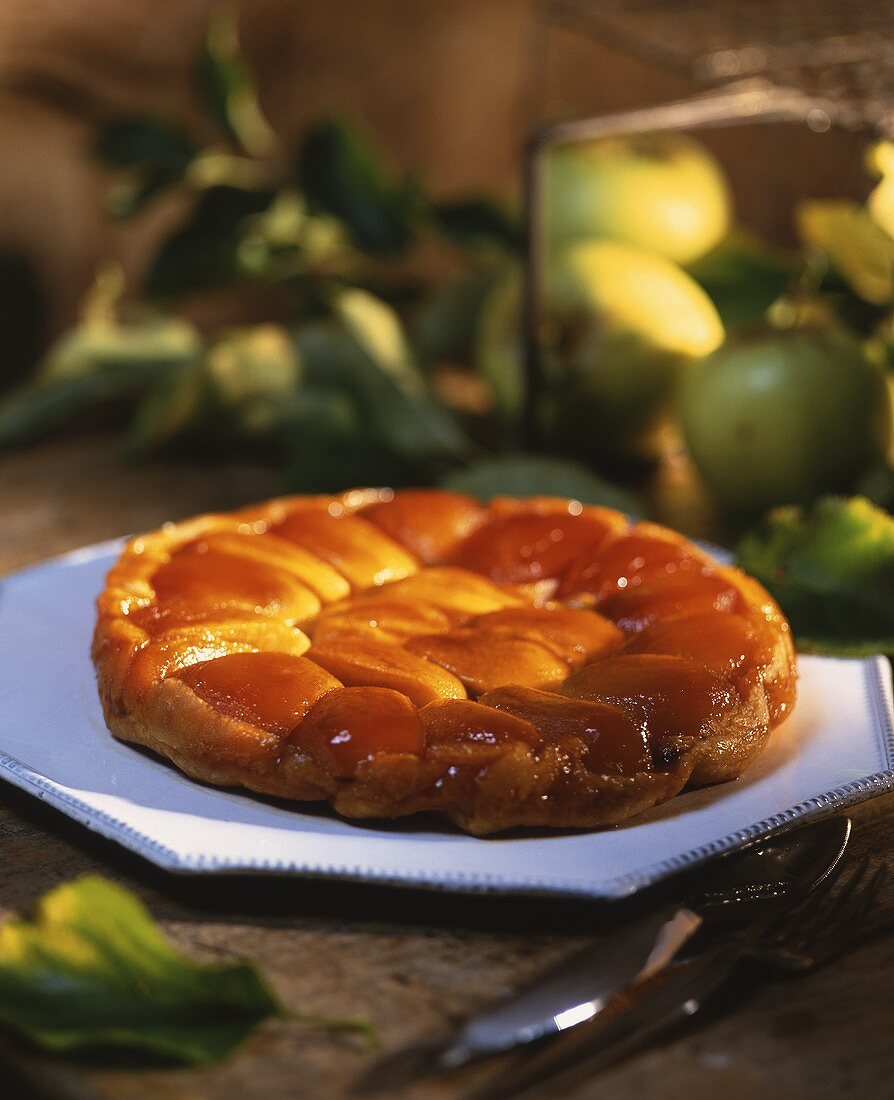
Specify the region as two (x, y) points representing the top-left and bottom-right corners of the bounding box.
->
(755, 850), (851, 948)
(745, 856), (885, 973)
(791, 856), (872, 947)
(844, 862), (887, 926)
(806, 861), (888, 964)
(853, 863), (888, 925)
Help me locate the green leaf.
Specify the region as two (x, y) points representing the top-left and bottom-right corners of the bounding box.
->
(866, 140), (894, 240)
(40, 314), (201, 385)
(236, 190), (356, 281)
(324, 289), (471, 461)
(289, 311), (469, 487)
(97, 118), (198, 216)
(473, 267), (524, 431)
(128, 325), (302, 455)
(205, 324), (302, 433)
(736, 496), (894, 655)
(441, 455), (643, 514)
(0, 304), (202, 450)
(0, 876), (279, 1063)
(797, 200), (894, 306)
(284, 386), (416, 492)
(199, 5), (276, 158)
(146, 184), (275, 295)
(331, 288), (419, 392)
(687, 230), (801, 330)
(126, 359), (209, 455)
(413, 262), (507, 366)
(97, 118), (197, 174)
(0, 369), (157, 450)
(856, 461), (894, 514)
(431, 197), (522, 252)
(297, 119), (419, 256)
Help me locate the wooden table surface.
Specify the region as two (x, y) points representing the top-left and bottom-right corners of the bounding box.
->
(1, 436), (893, 1100)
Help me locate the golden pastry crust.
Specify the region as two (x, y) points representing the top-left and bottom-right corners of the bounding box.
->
(93, 489), (797, 834)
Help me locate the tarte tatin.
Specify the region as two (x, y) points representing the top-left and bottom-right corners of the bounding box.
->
(93, 490), (797, 834)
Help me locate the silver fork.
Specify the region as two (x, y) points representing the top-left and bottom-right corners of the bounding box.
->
(466, 857), (889, 1100)
(747, 856), (887, 971)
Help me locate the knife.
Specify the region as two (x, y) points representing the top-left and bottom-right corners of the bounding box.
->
(466, 846), (872, 1100)
(464, 935), (797, 1100)
(432, 816), (850, 1071)
(360, 815), (850, 1090)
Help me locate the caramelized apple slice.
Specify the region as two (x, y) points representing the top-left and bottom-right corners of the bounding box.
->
(122, 638), (248, 711)
(374, 566), (522, 620)
(122, 618), (310, 709)
(290, 687), (425, 777)
(130, 599), (320, 647)
(450, 509), (619, 584)
(725, 571), (798, 724)
(362, 490), (489, 564)
(130, 603), (265, 635)
(273, 509), (418, 590)
(175, 651), (340, 735)
(480, 686), (650, 775)
(406, 630), (569, 696)
(421, 699), (542, 764)
(625, 611), (761, 677)
(489, 496), (626, 520)
(559, 525), (712, 601)
(190, 532), (351, 602)
(600, 571), (741, 634)
(161, 618), (310, 653)
(152, 544), (321, 622)
(560, 653), (737, 750)
(312, 598), (452, 645)
(626, 607), (797, 726)
(470, 606), (623, 667)
(308, 637), (465, 706)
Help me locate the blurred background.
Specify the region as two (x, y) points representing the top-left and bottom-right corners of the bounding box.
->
(0, 0), (536, 348)
(1, 0), (893, 651)
(1, 0), (888, 343)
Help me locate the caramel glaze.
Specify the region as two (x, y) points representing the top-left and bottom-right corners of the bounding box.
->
(93, 490), (797, 834)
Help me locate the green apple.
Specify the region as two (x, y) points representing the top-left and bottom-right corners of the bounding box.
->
(680, 325), (894, 515)
(547, 133), (732, 265)
(546, 240), (724, 459)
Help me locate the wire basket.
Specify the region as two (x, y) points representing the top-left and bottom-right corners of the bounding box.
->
(548, 0), (894, 136)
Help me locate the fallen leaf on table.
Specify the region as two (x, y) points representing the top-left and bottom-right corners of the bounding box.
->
(0, 876), (370, 1065)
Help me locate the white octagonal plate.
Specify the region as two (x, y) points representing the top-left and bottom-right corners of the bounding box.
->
(0, 541), (892, 900)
